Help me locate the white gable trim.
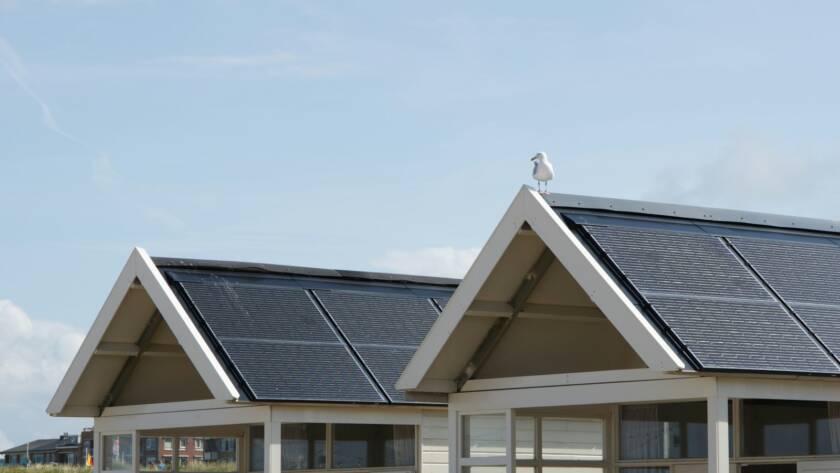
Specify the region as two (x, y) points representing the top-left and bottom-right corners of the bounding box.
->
(47, 247), (240, 416)
(396, 186), (686, 392)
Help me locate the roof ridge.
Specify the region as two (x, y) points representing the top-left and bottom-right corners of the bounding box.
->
(544, 192), (840, 235)
(152, 257), (460, 287)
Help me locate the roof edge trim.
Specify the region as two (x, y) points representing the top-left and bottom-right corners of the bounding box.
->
(46, 247), (240, 417)
(397, 186), (686, 392)
(544, 192), (840, 235)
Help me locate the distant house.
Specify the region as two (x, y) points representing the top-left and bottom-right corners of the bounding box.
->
(1, 430), (93, 466)
(48, 253), (456, 473)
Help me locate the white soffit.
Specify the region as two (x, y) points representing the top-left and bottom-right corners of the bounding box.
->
(47, 247), (240, 416)
(396, 186), (686, 392)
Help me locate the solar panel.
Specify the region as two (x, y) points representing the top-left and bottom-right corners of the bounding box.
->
(167, 271), (387, 402)
(313, 289), (441, 402)
(729, 237), (840, 363)
(577, 223), (840, 374)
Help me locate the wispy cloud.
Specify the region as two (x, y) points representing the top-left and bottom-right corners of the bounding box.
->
(0, 36), (83, 145)
(161, 51), (296, 67)
(371, 246), (479, 278)
(645, 136), (840, 217)
(0, 300), (84, 405)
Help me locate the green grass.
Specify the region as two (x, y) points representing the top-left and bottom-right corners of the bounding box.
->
(1, 466), (92, 473)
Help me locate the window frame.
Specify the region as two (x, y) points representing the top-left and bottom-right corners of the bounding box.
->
(514, 412), (609, 473)
(278, 422), (420, 473)
(100, 431), (136, 473)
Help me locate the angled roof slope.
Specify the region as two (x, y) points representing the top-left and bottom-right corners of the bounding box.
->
(549, 193), (840, 376)
(154, 258), (457, 405)
(1, 439), (62, 455)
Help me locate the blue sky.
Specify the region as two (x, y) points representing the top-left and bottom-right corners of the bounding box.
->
(3, 0), (840, 449)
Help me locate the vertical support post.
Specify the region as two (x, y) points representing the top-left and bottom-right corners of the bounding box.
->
(93, 427), (101, 473)
(267, 421), (282, 473)
(708, 391), (729, 473)
(505, 409), (515, 473)
(132, 431), (139, 473)
(448, 408), (458, 473)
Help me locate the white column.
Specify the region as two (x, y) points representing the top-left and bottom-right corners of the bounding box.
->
(93, 427), (101, 473)
(448, 408), (458, 473)
(707, 393), (729, 473)
(504, 409), (515, 473)
(266, 421), (282, 473)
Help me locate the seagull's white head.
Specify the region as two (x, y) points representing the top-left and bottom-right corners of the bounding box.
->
(531, 152), (548, 162)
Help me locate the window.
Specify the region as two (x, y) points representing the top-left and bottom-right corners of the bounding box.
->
(742, 399), (840, 457)
(179, 439), (187, 450)
(620, 402), (709, 460)
(164, 438), (173, 450)
(187, 438), (237, 472)
(542, 418), (603, 461)
(740, 465), (796, 473)
(103, 434), (133, 471)
(516, 417), (536, 460)
(332, 424), (415, 469)
(139, 436), (171, 472)
(462, 414), (506, 458)
(249, 425), (264, 472)
(282, 424), (326, 471)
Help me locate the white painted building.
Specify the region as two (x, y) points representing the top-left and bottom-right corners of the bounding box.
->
(48, 250), (455, 473)
(398, 187), (840, 473)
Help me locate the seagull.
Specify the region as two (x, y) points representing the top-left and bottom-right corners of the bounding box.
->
(531, 152), (555, 193)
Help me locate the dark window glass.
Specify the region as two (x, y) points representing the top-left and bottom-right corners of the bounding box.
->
(332, 424), (416, 468)
(619, 468), (669, 473)
(250, 425), (264, 472)
(281, 424), (326, 471)
(620, 402), (709, 460)
(740, 465), (796, 473)
(742, 399), (840, 456)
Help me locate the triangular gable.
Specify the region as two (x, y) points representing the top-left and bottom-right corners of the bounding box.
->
(47, 248), (240, 417)
(396, 186), (686, 393)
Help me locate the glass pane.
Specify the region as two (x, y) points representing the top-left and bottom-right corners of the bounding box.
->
(742, 399), (840, 456)
(619, 469), (669, 473)
(103, 434), (133, 471)
(542, 418), (603, 461)
(249, 425), (264, 472)
(281, 424), (326, 471)
(332, 424), (416, 468)
(516, 417), (535, 460)
(740, 465), (796, 473)
(139, 437), (172, 472)
(181, 438), (237, 472)
(620, 402), (708, 460)
(543, 468), (603, 473)
(462, 414), (506, 458)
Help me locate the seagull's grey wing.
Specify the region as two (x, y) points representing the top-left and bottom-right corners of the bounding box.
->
(532, 161), (538, 177)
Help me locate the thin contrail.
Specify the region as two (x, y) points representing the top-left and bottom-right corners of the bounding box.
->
(0, 36), (84, 146)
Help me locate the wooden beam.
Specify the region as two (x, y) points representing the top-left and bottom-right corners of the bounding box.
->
(95, 342), (185, 357)
(466, 300), (606, 321)
(100, 311), (163, 412)
(455, 248), (555, 390)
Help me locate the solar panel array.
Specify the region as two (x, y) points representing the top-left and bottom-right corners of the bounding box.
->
(161, 268), (454, 404)
(563, 212), (840, 376)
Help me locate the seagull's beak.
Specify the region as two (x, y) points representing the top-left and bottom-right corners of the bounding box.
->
(530, 155), (537, 161)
